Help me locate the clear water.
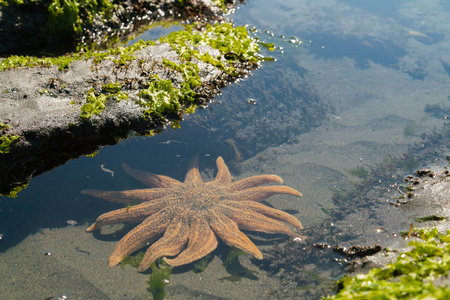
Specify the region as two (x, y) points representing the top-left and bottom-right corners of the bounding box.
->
(1, 0), (450, 299)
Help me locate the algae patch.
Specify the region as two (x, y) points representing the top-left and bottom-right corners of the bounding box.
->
(0, 123), (19, 154)
(325, 228), (450, 299)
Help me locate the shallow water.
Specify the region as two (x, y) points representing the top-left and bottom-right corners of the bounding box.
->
(1, 0), (450, 299)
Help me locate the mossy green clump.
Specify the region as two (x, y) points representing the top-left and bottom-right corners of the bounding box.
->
(137, 75), (182, 119)
(345, 165), (370, 179)
(80, 88), (108, 119)
(80, 82), (128, 119)
(160, 23), (260, 70)
(119, 251), (145, 269)
(134, 23), (260, 120)
(0, 123), (20, 154)
(0, 134), (19, 154)
(325, 228), (450, 299)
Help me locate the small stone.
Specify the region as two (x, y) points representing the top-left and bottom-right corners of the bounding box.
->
(246, 98), (257, 105)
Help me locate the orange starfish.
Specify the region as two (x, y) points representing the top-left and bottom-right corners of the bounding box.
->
(82, 156), (304, 272)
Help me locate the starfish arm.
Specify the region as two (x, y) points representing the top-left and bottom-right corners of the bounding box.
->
(183, 156), (203, 185)
(226, 186), (303, 202)
(86, 198), (169, 232)
(225, 175), (284, 192)
(224, 200), (303, 230)
(108, 210), (172, 267)
(81, 188), (173, 204)
(208, 211), (263, 260)
(164, 216), (218, 266)
(209, 156), (232, 185)
(122, 163), (182, 188)
(138, 216), (189, 272)
(219, 203), (297, 236)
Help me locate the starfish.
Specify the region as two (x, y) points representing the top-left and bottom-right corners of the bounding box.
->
(82, 156), (304, 272)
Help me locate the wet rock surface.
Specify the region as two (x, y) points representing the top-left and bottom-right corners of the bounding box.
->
(0, 30), (255, 195)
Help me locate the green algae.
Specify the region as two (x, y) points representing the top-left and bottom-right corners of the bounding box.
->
(80, 82), (129, 119)
(132, 23), (260, 120)
(220, 248), (258, 282)
(137, 75), (183, 119)
(147, 261), (172, 300)
(0, 135), (19, 154)
(119, 251), (145, 269)
(80, 88), (108, 119)
(160, 23), (260, 68)
(325, 228), (450, 299)
(78, 23), (260, 120)
(0, 38), (157, 72)
(0, 123), (19, 154)
(118, 253), (171, 300)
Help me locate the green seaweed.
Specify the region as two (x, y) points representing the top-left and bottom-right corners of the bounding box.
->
(160, 23), (260, 69)
(80, 82), (128, 119)
(119, 251), (145, 269)
(324, 228), (450, 299)
(191, 254), (214, 273)
(137, 75), (183, 119)
(0, 122), (10, 131)
(345, 165), (370, 179)
(219, 248), (258, 282)
(80, 88), (108, 119)
(147, 261), (172, 300)
(0, 134), (20, 154)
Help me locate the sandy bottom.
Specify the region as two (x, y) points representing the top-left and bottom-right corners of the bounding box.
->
(0, 223), (285, 299)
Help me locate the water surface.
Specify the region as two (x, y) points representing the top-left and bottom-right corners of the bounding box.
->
(1, 0), (450, 298)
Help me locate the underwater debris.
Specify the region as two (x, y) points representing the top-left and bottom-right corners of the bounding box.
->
(331, 244), (384, 259)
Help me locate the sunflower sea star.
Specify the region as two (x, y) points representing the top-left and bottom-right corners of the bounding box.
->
(82, 156), (304, 272)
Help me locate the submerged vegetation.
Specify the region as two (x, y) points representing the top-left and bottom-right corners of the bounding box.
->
(147, 262), (172, 300)
(326, 228), (450, 299)
(119, 252), (171, 300)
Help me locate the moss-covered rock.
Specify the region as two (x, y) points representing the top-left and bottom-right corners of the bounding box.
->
(0, 22), (261, 196)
